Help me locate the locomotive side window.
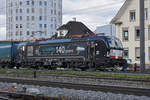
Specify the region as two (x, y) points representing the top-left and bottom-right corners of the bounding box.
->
(35, 46), (40, 56)
(108, 38), (113, 48)
(27, 46), (33, 56)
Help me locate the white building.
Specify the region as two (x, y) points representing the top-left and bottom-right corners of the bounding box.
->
(6, 0), (62, 41)
(111, 0), (150, 68)
(95, 24), (116, 36)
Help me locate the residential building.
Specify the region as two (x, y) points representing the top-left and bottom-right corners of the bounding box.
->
(111, 0), (150, 68)
(95, 24), (116, 36)
(6, 0), (62, 41)
(56, 21), (94, 38)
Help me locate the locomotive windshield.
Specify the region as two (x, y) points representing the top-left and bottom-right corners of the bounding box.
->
(107, 37), (123, 49)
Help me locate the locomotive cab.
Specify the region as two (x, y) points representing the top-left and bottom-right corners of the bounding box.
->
(107, 37), (123, 59)
(106, 37), (127, 69)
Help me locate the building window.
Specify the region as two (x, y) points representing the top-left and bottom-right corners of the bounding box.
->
(16, 24), (18, 28)
(124, 48), (129, 59)
(44, 24), (47, 28)
(20, 16), (22, 21)
(54, 3), (56, 8)
(135, 47), (140, 60)
(32, 16), (35, 21)
(148, 26), (150, 40)
(39, 24), (42, 28)
(16, 31), (18, 36)
(54, 10), (56, 15)
(58, 11), (61, 16)
(39, 1), (42, 6)
(51, 10), (53, 14)
(144, 8), (148, 20)
(20, 24), (22, 28)
(19, 1), (22, 6)
(16, 9), (18, 13)
(27, 8), (30, 13)
(32, 1), (34, 6)
(27, 31), (30, 35)
(32, 8), (34, 13)
(16, 16), (18, 21)
(27, 16), (30, 21)
(27, 1), (30, 5)
(44, 1), (47, 6)
(123, 29), (128, 41)
(32, 31), (34, 35)
(135, 28), (140, 40)
(45, 31), (47, 35)
(130, 10), (136, 21)
(20, 31), (23, 36)
(20, 9), (22, 13)
(39, 16), (42, 20)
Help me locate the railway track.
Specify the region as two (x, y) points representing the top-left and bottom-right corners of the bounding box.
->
(0, 77), (149, 97)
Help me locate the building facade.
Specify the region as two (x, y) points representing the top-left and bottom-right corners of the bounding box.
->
(111, 0), (150, 68)
(95, 24), (116, 36)
(6, 0), (62, 41)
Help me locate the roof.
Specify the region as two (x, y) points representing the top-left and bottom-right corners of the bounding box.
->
(39, 39), (71, 44)
(110, 0), (132, 24)
(57, 21), (94, 37)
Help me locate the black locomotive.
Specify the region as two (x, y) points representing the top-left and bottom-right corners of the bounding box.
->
(15, 36), (127, 70)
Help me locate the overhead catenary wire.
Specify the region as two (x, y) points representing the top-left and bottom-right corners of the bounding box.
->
(0, 0), (125, 14)
(0, 0), (125, 34)
(0, 0), (124, 26)
(63, 0), (124, 15)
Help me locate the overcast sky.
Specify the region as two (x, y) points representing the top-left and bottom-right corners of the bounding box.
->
(0, 0), (125, 40)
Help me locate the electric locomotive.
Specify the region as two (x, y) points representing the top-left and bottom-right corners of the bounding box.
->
(15, 36), (127, 70)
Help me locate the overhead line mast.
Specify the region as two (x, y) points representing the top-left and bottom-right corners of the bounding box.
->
(140, 0), (145, 72)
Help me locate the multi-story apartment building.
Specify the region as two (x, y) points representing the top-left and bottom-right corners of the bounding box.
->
(111, 0), (150, 68)
(6, 0), (62, 41)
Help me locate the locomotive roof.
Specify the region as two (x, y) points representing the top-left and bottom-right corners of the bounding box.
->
(87, 36), (108, 40)
(38, 36), (109, 44)
(39, 39), (72, 44)
(18, 42), (28, 46)
(19, 36), (113, 46)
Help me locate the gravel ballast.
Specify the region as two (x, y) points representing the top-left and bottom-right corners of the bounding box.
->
(0, 82), (149, 100)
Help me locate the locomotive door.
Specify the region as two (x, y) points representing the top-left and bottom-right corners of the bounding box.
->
(17, 45), (26, 61)
(94, 40), (107, 60)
